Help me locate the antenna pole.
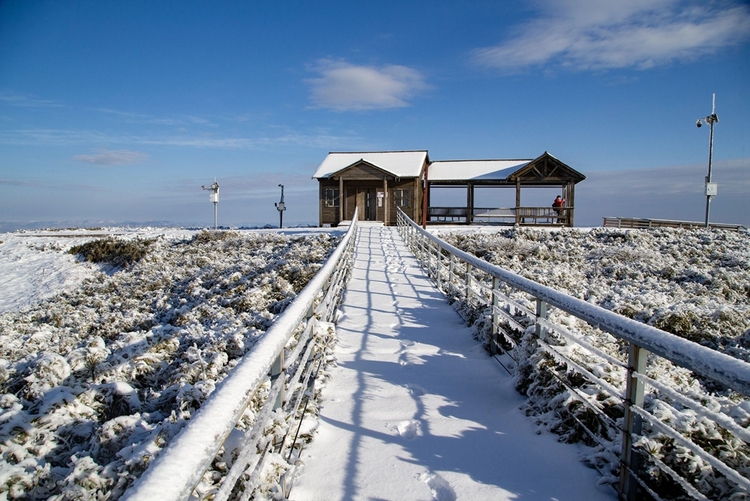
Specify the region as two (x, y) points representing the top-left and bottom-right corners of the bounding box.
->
(696, 94), (718, 228)
(275, 184), (286, 229)
(705, 94), (717, 228)
(201, 181), (220, 230)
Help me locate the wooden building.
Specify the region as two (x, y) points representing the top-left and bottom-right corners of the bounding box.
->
(313, 150), (585, 227)
(312, 151), (428, 226)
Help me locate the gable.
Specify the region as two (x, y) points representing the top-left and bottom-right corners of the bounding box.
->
(508, 152), (586, 183)
(336, 161), (395, 181)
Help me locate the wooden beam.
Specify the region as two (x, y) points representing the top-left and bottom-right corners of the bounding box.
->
(383, 178), (388, 225)
(339, 177), (344, 223)
(467, 183), (474, 225)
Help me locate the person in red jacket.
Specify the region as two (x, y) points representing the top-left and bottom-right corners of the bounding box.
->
(552, 195), (565, 215)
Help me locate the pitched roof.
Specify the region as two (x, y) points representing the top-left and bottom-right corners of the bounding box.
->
(427, 159), (532, 182)
(312, 151), (428, 179)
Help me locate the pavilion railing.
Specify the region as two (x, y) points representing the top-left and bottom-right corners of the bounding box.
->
(397, 207), (750, 501)
(428, 206), (571, 225)
(121, 209), (359, 501)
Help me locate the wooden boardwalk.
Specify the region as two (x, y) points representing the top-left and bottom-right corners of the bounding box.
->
(290, 224), (614, 501)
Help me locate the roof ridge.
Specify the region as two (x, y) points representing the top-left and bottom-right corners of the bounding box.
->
(431, 158), (532, 163)
(327, 150), (428, 154)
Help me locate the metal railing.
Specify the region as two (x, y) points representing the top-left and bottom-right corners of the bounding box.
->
(603, 217), (746, 231)
(397, 207), (750, 501)
(122, 209), (359, 501)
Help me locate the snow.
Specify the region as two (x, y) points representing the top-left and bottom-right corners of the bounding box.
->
(427, 159), (530, 181)
(290, 225), (616, 500)
(2, 222), (748, 500)
(312, 151), (428, 179)
(0, 227), (342, 500)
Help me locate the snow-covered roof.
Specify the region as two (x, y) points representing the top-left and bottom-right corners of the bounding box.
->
(312, 151), (428, 179)
(427, 159), (531, 182)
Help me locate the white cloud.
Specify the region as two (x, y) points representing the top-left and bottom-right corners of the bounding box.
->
(472, 0), (750, 71)
(73, 149), (149, 166)
(307, 59), (429, 111)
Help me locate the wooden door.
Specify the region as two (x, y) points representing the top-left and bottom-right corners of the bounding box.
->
(356, 188), (377, 221)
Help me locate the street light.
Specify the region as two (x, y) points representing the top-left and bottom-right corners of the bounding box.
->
(696, 94), (719, 228)
(275, 184), (286, 228)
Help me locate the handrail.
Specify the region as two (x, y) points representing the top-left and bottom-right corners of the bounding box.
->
(399, 208), (750, 394)
(122, 209), (359, 501)
(396, 207), (750, 500)
(603, 216), (746, 231)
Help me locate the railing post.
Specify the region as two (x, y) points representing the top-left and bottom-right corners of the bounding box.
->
(435, 242), (442, 290)
(465, 262), (473, 303)
(619, 343), (648, 501)
(491, 277), (500, 354)
(535, 298), (548, 341)
(271, 352), (284, 410)
(448, 254), (454, 293)
(428, 240), (435, 278)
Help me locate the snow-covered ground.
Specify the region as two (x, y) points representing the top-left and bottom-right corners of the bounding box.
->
(1, 224), (748, 500)
(0, 227), (342, 500)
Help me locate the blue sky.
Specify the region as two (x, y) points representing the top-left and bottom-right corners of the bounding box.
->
(1, 0), (749, 229)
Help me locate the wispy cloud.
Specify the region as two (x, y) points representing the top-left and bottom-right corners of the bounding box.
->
(0, 90), (65, 108)
(307, 59), (429, 111)
(0, 128), (112, 145)
(92, 108), (218, 127)
(471, 0), (750, 72)
(585, 158), (750, 195)
(0, 127), (362, 150)
(73, 149), (149, 166)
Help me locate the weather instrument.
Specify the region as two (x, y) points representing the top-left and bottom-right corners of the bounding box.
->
(695, 94), (719, 228)
(202, 180), (219, 230)
(275, 184), (286, 229)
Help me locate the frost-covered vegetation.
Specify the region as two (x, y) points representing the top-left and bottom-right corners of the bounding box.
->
(441, 227), (750, 500)
(0, 230), (339, 500)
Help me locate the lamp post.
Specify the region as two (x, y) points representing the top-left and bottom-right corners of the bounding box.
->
(695, 94), (719, 228)
(201, 181), (219, 230)
(275, 184), (286, 228)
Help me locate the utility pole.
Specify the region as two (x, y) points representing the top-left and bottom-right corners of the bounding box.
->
(696, 94), (719, 228)
(202, 181), (219, 230)
(275, 184), (286, 229)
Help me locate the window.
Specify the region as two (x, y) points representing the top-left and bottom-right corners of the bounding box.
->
(324, 188), (340, 207)
(394, 189), (410, 207)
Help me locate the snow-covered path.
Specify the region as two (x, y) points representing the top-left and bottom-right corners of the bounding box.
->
(291, 225), (615, 501)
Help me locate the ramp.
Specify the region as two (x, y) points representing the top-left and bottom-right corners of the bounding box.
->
(291, 225), (614, 500)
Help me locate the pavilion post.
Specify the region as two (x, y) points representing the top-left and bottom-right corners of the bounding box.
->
(515, 179), (521, 225)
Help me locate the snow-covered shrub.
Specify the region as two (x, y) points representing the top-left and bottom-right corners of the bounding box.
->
(0, 230), (340, 500)
(442, 227), (750, 500)
(68, 237), (156, 268)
